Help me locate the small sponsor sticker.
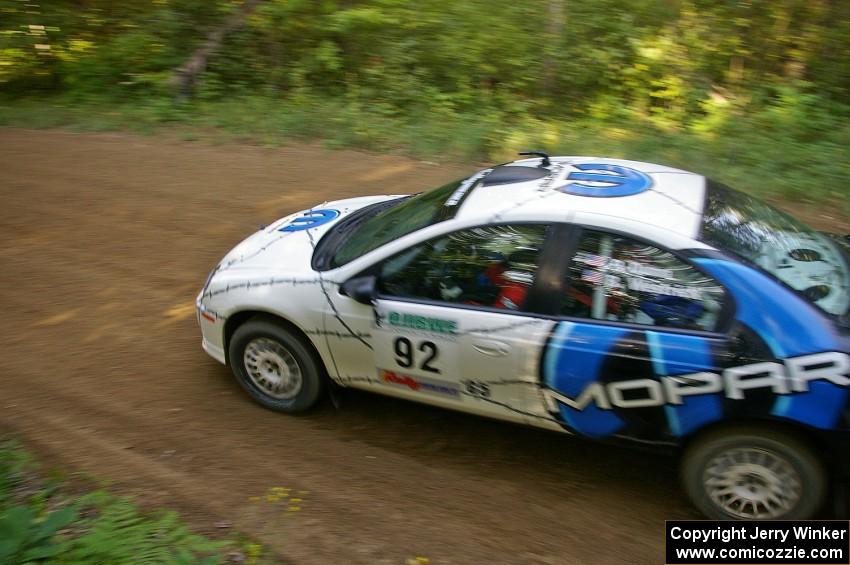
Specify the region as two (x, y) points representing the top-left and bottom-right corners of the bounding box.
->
(379, 369), (460, 398)
(444, 169), (492, 207)
(386, 311), (458, 336)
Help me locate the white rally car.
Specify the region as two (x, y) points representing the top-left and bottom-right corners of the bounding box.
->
(197, 153), (850, 520)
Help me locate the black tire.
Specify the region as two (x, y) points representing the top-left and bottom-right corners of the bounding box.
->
(681, 425), (827, 520)
(228, 316), (324, 413)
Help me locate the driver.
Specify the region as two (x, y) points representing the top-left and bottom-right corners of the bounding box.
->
(492, 249), (538, 310)
(437, 248), (539, 309)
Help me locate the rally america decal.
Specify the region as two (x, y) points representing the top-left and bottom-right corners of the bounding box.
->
(380, 369), (461, 399)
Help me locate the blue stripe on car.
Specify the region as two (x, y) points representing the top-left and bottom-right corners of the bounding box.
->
(543, 322), (625, 437)
(646, 331), (721, 436)
(694, 258), (847, 429)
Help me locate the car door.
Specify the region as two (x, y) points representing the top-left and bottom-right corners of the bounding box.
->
(533, 227), (735, 442)
(325, 223), (558, 424)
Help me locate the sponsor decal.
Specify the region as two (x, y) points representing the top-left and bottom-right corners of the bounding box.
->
(445, 169), (492, 207)
(543, 351), (850, 413)
(387, 311), (457, 336)
(546, 257), (849, 439)
(576, 253), (673, 280)
(628, 278), (702, 300)
(575, 254), (702, 299)
(559, 163), (653, 197)
(537, 162), (566, 191)
(577, 272), (701, 300)
(462, 380), (491, 398)
(278, 209), (339, 232)
(380, 369), (460, 398)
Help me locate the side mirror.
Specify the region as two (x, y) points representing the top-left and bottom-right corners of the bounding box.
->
(340, 275), (377, 306)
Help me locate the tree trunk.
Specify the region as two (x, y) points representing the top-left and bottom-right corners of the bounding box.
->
(542, 0), (566, 97)
(171, 0), (264, 101)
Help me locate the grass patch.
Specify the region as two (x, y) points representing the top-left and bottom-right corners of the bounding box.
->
(0, 440), (260, 564)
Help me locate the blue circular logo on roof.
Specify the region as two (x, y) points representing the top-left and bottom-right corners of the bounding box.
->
(560, 163), (653, 197)
(278, 209), (339, 232)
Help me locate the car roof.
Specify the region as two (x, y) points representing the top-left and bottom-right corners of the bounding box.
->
(455, 157), (706, 239)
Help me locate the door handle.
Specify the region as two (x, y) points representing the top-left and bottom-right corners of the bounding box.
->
(472, 339), (510, 357)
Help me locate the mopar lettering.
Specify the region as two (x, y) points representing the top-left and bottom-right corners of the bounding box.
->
(543, 351), (850, 412)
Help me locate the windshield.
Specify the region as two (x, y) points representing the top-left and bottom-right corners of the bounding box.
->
(701, 181), (850, 317)
(328, 177), (471, 268)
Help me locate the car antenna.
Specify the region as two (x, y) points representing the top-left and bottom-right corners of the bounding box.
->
(518, 150), (551, 168)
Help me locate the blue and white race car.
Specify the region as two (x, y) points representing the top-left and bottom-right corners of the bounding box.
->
(197, 152), (850, 520)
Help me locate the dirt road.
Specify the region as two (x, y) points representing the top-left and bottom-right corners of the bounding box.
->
(1, 129), (843, 564)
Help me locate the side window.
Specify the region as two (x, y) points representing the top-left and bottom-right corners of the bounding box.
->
(562, 230), (726, 331)
(378, 224), (548, 310)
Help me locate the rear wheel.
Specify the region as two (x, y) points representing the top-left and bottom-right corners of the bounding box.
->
(681, 426), (826, 520)
(228, 317), (324, 413)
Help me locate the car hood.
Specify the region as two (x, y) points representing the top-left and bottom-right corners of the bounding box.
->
(214, 195), (400, 275)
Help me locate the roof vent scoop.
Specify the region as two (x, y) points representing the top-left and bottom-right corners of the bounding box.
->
(518, 150), (551, 168)
(481, 165), (549, 186)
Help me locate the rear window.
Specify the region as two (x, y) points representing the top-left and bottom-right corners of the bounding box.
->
(701, 181), (850, 317)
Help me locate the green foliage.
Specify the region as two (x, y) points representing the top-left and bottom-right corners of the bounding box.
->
(0, 505), (77, 563)
(0, 441), (232, 564)
(56, 492), (227, 564)
(4, 0), (850, 113)
(2, 89), (850, 212)
(0, 441), (31, 508)
(0, 0), (849, 206)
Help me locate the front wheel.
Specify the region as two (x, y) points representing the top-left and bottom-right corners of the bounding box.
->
(681, 426), (826, 520)
(228, 317), (324, 413)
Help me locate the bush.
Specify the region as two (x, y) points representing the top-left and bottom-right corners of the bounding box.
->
(0, 441), (231, 564)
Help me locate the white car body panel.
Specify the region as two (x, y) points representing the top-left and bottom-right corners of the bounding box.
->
(197, 194), (402, 371)
(216, 195), (400, 272)
(456, 157), (706, 240)
(325, 293), (557, 425)
(197, 156), (716, 428)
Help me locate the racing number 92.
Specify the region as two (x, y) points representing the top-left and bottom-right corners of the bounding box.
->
(393, 337), (440, 374)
